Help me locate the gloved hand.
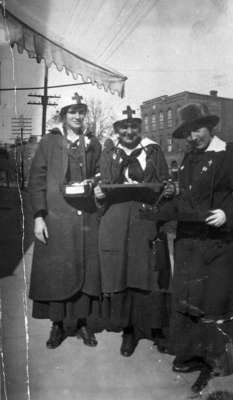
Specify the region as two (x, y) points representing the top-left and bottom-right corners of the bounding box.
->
(94, 184), (106, 200)
(139, 203), (159, 220)
(34, 217), (48, 244)
(205, 209), (226, 227)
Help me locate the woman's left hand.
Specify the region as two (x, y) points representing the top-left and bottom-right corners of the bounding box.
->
(205, 209), (226, 227)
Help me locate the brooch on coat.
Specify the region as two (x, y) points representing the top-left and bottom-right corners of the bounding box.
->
(112, 153), (123, 163)
(201, 159), (213, 174)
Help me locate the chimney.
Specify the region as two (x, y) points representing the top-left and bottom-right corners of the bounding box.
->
(210, 90), (218, 97)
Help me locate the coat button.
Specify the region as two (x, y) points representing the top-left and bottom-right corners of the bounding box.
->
(77, 210), (82, 216)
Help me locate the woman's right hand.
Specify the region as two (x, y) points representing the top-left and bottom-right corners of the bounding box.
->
(94, 184), (106, 200)
(34, 217), (49, 244)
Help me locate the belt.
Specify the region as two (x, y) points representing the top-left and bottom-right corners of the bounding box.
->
(177, 223), (233, 241)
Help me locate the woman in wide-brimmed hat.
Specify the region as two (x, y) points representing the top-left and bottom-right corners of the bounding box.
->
(142, 102), (233, 394)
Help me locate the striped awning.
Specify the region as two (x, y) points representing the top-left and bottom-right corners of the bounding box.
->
(2, 7), (127, 97)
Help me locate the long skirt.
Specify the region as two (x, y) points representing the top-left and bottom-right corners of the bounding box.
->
(32, 292), (101, 333)
(169, 237), (233, 375)
(99, 288), (170, 341)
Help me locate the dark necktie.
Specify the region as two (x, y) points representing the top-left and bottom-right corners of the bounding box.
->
(124, 148), (144, 182)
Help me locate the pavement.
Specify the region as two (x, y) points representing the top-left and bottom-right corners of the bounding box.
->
(1, 187), (233, 400)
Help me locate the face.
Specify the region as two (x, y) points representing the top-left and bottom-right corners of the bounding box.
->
(118, 122), (141, 146)
(64, 108), (86, 131)
(186, 126), (212, 151)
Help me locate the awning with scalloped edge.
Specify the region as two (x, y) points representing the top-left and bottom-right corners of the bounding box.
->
(2, 7), (127, 97)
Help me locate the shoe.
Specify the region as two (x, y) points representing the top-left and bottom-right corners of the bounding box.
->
(191, 365), (212, 394)
(173, 359), (204, 373)
(120, 333), (137, 357)
(172, 357), (206, 374)
(46, 323), (66, 349)
(173, 361), (203, 373)
(77, 326), (98, 347)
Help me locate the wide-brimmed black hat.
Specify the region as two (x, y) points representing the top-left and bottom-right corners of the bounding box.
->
(173, 103), (219, 139)
(113, 105), (142, 132)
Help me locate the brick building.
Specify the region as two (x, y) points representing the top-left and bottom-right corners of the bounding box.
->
(140, 90), (233, 168)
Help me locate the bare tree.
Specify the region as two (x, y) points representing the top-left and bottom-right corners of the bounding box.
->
(85, 98), (115, 142)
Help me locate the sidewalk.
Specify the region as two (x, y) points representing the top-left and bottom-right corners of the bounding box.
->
(1, 188), (233, 400)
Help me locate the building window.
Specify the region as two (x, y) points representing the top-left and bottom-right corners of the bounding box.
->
(152, 104), (156, 111)
(144, 115), (149, 132)
(176, 105), (181, 125)
(151, 113), (156, 130)
(159, 111), (164, 129)
(167, 109), (173, 128)
(167, 138), (172, 152)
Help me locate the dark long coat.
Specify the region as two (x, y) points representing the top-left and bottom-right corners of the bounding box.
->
(28, 129), (102, 302)
(99, 138), (170, 293)
(175, 139), (233, 314)
(157, 137), (233, 369)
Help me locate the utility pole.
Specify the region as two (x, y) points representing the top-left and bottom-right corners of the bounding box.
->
(11, 115), (32, 190)
(27, 65), (60, 136)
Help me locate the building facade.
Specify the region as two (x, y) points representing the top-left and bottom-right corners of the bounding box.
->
(140, 90), (233, 167)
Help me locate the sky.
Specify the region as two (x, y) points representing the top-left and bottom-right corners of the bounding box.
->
(1, 0), (233, 141)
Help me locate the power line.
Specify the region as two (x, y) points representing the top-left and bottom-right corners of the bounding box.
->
(104, 0), (158, 62)
(99, 0), (148, 60)
(80, 0), (106, 38)
(75, 0), (96, 37)
(63, 0), (84, 38)
(70, 0), (92, 38)
(96, 0), (132, 55)
(97, 0), (142, 59)
(102, 0), (154, 61)
(60, 0), (79, 38)
(95, 0), (129, 50)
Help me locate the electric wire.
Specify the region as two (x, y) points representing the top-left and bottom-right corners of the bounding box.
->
(104, 0), (158, 61)
(97, 0), (142, 59)
(95, 0), (138, 58)
(102, 0), (155, 61)
(80, 0), (106, 38)
(73, 0), (92, 38)
(64, 0), (85, 38)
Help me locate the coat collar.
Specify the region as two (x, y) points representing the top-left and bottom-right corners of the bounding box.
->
(205, 135), (226, 152)
(49, 124), (91, 148)
(117, 136), (158, 155)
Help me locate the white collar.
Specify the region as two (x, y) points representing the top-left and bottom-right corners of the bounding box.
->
(205, 136), (226, 152)
(50, 123), (90, 145)
(118, 136), (158, 155)
(50, 123), (87, 138)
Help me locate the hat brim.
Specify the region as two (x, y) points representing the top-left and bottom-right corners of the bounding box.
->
(172, 115), (219, 139)
(113, 118), (142, 132)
